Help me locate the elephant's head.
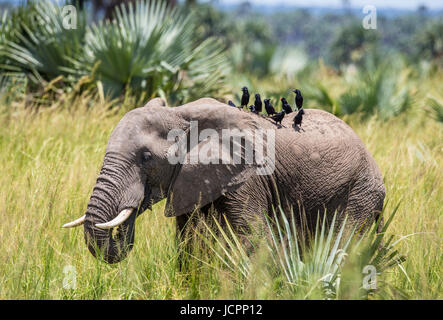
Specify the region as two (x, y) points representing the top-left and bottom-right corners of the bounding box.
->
(63, 98), (269, 263)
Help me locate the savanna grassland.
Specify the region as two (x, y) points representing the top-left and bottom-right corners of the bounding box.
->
(0, 69), (441, 300)
(0, 0), (442, 300)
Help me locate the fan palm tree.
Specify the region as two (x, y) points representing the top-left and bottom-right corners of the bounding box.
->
(69, 0), (227, 102)
(2, 0), (228, 104)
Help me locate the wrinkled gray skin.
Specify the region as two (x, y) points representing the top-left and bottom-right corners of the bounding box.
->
(81, 97), (385, 263)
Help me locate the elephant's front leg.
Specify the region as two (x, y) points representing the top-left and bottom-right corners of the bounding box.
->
(206, 194), (267, 255)
(175, 212), (194, 271)
(175, 209), (214, 270)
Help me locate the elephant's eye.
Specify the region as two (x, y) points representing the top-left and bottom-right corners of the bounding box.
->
(142, 151), (152, 162)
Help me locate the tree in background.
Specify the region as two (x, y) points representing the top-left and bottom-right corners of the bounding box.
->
(1, 0), (228, 105)
(329, 22), (378, 68)
(193, 2), (276, 76)
(414, 20), (443, 67)
(73, 0), (181, 19)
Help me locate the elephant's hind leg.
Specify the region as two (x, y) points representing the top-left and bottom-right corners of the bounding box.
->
(345, 179), (385, 235)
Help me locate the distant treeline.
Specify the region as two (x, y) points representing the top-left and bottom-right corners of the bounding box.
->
(194, 3), (443, 68)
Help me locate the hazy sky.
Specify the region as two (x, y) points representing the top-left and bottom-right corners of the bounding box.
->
(218, 0), (443, 10)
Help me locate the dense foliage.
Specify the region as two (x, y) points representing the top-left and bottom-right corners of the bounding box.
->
(193, 3), (442, 69)
(1, 1), (442, 114)
(0, 0), (228, 104)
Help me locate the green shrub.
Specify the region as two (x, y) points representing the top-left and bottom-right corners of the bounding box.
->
(2, 1), (86, 85)
(1, 0), (228, 105)
(204, 204), (406, 299)
(414, 20), (443, 67)
(339, 56), (414, 118)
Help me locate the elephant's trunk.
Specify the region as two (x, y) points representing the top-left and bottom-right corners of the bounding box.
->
(83, 157), (142, 264)
(84, 207), (136, 264)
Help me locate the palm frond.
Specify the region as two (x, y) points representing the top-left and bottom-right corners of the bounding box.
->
(203, 202), (405, 299)
(2, 0), (86, 84)
(338, 55), (414, 119)
(69, 0), (228, 103)
(426, 96), (443, 122)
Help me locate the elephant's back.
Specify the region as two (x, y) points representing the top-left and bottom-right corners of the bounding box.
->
(282, 109), (361, 143)
(274, 109), (383, 206)
(279, 109), (369, 158)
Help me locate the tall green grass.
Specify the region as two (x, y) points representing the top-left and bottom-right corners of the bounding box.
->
(0, 74), (441, 299)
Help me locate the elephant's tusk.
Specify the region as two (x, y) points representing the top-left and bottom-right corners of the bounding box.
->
(95, 209), (134, 230)
(62, 215), (86, 228)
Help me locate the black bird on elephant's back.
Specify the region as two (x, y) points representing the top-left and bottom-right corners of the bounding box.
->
(264, 99), (276, 116)
(241, 86), (250, 109)
(280, 97), (293, 114)
(254, 93), (262, 114)
(293, 89), (303, 110)
(271, 110), (285, 125)
(248, 105), (258, 114)
(228, 100), (236, 108)
(293, 108), (305, 127)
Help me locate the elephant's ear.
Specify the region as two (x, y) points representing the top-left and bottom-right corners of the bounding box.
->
(164, 120), (269, 217)
(144, 97), (166, 108)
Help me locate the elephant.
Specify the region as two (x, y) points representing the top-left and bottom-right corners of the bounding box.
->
(63, 97), (385, 264)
